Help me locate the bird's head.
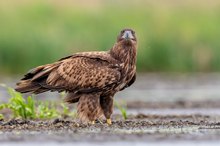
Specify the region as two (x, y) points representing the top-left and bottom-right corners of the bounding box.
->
(117, 28), (137, 46)
(110, 28), (137, 61)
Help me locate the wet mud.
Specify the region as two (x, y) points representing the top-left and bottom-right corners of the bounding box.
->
(0, 113), (220, 143)
(1, 74), (220, 144)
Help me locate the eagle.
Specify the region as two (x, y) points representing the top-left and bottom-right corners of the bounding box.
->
(15, 28), (137, 125)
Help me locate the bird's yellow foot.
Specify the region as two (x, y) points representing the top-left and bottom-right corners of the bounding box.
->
(106, 119), (112, 125)
(90, 121), (95, 125)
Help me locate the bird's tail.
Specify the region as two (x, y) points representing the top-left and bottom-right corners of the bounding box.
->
(15, 80), (41, 93)
(15, 64), (58, 94)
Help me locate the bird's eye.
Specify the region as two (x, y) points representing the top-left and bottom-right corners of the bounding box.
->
(121, 30), (125, 34)
(131, 31), (135, 35)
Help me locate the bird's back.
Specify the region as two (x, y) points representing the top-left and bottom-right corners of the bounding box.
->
(15, 51), (122, 95)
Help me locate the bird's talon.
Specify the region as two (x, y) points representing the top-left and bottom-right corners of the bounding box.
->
(106, 119), (112, 125)
(75, 123), (80, 127)
(90, 121), (95, 125)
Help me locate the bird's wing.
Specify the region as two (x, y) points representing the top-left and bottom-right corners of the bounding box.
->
(59, 51), (117, 63)
(45, 52), (121, 93)
(120, 73), (136, 91)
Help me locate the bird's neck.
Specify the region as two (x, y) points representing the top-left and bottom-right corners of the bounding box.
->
(110, 43), (137, 66)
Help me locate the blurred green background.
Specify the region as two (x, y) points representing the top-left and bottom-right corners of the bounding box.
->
(0, 0), (220, 75)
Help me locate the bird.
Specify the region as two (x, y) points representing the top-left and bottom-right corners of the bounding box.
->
(15, 28), (137, 125)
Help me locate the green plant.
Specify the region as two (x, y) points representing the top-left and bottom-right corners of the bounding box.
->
(0, 85), (59, 119)
(115, 101), (127, 120)
(61, 103), (77, 118)
(0, 114), (3, 120)
(0, 100), (4, 119)
(36, 101), (58, 119)
(0, 84), (79, 120)
(2, 87), (36, 119)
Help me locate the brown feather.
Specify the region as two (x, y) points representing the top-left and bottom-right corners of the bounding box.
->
(64, 93), (80, 103)
(46, 56), (121, 92)
(77, 93), (103, 122)
(15, 80), (40, 93)
(15, 28), (138, 123)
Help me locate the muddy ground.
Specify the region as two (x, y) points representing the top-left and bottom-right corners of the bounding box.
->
(1, 74), (220, 145)
(0, 115), (219, 142)
(0, 106), (220, 144)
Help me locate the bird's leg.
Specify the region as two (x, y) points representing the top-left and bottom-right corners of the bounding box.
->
(100, 95), (114, 125)
(90, 121), (95, 125)
(77, 93), (102, 125)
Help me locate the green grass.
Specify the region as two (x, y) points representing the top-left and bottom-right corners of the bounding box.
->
(0, 114), (3, 120)
(0, 0), (220, 74)
(0, 84), (75, 120)
(115, 101), (127, 120)
(0, 85), (127, 120)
